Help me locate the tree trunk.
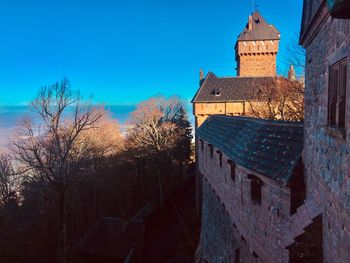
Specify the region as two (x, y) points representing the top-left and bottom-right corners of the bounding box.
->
(158, 170), (164, 209)
(57, 187), (68, 263)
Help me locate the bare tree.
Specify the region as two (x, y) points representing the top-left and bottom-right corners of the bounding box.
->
(0, 154), (18, 208)
(126, 96), (192, 209)
(247, 77), (304, 121)
(78, 108), (124, 159)
(127, 97), (180, 154)
(11, 79), (104, 263)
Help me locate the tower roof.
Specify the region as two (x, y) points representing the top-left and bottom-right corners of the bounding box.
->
(238, 11), (280, 41)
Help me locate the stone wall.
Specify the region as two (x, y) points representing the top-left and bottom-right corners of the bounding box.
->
(197, 140), (291, 262)
(302, 8), (350, 262)
(200, 179), (239, 263)
(237, 54), (277, 77)
(193, 101), (268, 129)
(193, 102), (246, 129)
(236, 40), (279, 77)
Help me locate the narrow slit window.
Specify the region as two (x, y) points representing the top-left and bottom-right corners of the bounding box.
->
(217, 150), (222, 167)
(228, 160), (236, 181)
(248, 174), (263, 205)
(209, 144), (214, 158)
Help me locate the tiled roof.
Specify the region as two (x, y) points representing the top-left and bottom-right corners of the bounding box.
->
(238, 11), (280, 41)
(76, 218), (144, 259)
(197, 115), (303, 183)
(191, 72), (276, 102)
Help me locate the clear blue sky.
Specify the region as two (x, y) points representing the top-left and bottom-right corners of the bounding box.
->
(0, 0), (303, 105)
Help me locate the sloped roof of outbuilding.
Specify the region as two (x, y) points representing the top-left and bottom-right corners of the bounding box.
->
(76, 218), (144, 259)
(191, 72), (276, 103)
(238, 11), (280, 41)
(197, 115), (303, 183)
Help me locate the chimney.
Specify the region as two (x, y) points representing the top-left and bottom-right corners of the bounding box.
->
(248, 15), (253, 30)
(199, 69), (204, 85)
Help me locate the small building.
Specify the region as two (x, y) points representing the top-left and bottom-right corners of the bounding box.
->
(297, 0), (350, 262)
(196, 115), (306, 262)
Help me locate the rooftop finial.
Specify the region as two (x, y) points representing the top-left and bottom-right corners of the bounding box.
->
(251, 0), (258, 13)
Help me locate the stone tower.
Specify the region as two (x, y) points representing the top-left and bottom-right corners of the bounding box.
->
(235, 11), (280, 77)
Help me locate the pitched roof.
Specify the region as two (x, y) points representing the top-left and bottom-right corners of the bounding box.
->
(191, 72), (276, 103)
(76, 218), (144, 259)
(238, 11), (280, 41)
(197, 115), (303, 183)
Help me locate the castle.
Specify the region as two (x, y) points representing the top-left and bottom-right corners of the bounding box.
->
(194, 2), (350, 262)
(192, 11), (281, 129)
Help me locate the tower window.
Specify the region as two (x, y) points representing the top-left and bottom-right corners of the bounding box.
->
(200, 139), (204, 151)
(328, 58), (347, 128)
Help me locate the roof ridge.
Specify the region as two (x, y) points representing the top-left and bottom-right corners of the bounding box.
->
(208, 115), (304, 127)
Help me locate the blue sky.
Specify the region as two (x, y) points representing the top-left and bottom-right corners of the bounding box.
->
(0, 0), (303, 105)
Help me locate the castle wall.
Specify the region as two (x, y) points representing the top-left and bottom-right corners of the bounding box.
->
(197, 140), (291, 262)
(302, 6), (350, 262)
(193, 102), (265, 129)
(194, 102), (244, 129)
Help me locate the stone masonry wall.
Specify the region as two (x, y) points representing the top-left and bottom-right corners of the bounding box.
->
(238, 54), (277, 77)
(303, 13), (350, 263)
(193, 101), (269, 130)
(200, 179), (239, 263)
(197, 141), (291, 262)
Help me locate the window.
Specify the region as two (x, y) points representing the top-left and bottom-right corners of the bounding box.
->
(248, 174), (263, 205)
(235, 249), (240, 263)
(209, 144), (214, 158)
(228, 160), (236, 181)
(217, 150), (222, 166)
(328, 58), (347, 128)
(200, 139), (204, 151)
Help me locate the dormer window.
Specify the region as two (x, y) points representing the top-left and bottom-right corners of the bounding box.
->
(211, 87), (221, 97)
